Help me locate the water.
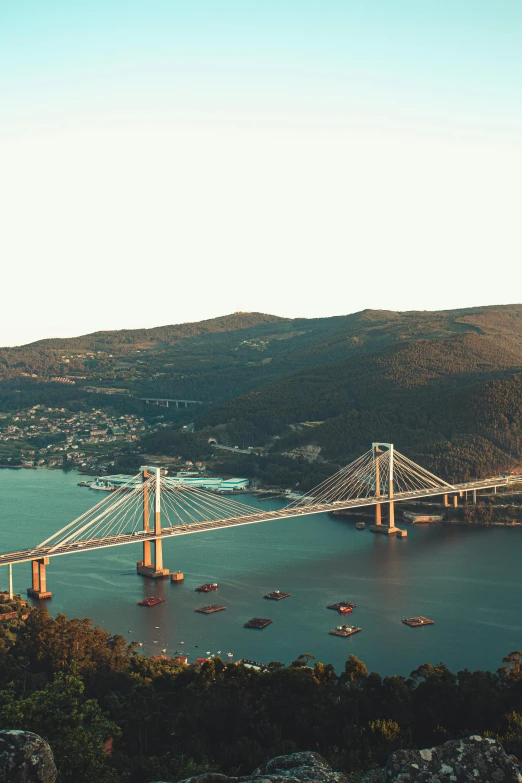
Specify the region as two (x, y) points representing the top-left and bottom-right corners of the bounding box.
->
(1, 468), (521, 676)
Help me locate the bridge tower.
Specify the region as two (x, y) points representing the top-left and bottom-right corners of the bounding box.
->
(370, 443), (404, 536)
(137, 467), (170, 578)
(27, 557), (52, 599)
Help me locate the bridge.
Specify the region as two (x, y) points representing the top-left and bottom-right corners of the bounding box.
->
(0, 443), (518, 600)
(139, 397), (203, 408)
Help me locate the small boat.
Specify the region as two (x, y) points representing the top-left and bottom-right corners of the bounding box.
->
(206, 651), (211, 654)
(162, 648), (167, 653)
(338, 605), (353, 614)
(217, 650), (221, 654)
(355, 522), (366, 530)
(227, 652), (234, 658)
(138, 597), (165, 607)
(138, 642), (143, 647)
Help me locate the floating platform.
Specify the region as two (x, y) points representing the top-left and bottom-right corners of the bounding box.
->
(195, 583), (219, 592)
(171, 571), (184, 582)
(138, 597), (165, 607)
(403, 616), (434, 627)
(329, 625), (362, 637)
(244, 617), (272, 629)
(264, 590), (290, 600)
(195, 604), (226, 614)
(327, 602), (357, 612)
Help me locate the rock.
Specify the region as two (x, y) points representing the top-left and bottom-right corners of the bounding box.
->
(177, 776), (232, 783)
(177, 752), (348, 783)
(265, 752), (333, 775)
(0, 730), (57, 783)
(263, 752), (348, 783)
(361, 770), (386, 783)
(175, 740), (522, 783)
(385, 736), (522, 782)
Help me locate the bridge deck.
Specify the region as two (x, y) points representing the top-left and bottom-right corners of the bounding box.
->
(0, 477), (516, 566)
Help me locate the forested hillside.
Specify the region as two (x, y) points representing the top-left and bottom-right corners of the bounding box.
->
(3, 304), (522, 481)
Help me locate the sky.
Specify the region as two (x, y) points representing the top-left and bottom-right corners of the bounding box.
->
(1, 1), (521, 346)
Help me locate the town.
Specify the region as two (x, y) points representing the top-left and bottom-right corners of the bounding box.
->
(0, 405), (164, 473)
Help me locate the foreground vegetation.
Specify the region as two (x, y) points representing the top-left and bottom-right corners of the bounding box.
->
(0, 606), (522, 783)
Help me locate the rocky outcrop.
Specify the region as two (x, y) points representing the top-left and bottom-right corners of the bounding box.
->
(176, 752), (348, 783)
(173, 738), (522, 783)
(364, 735), (522, 782)
(0, 730), (57, 783)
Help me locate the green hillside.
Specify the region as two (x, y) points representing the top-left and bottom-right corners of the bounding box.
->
(196, 328), (522, 482)
(3, 304), (522, 481)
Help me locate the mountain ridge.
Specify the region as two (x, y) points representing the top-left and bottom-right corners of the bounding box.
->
(2, 303), (522, 481)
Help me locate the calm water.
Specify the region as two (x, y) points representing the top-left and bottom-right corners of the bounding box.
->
(1, 469), (521, 676)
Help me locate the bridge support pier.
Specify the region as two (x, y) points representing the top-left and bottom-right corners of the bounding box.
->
(369, 444), (406, 536)
(27, 557), (52, 599)
(137, 467), (169, 579)
(452, 495), (459, 508)
(472, 489), (477, 504)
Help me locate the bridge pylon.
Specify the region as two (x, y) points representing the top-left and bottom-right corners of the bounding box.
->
(137, 466), (170, 578)
(27, 557), (52, 599)
(369, 443), (405, 536)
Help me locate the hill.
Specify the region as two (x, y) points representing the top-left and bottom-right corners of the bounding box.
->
(3, 304), (522, 481)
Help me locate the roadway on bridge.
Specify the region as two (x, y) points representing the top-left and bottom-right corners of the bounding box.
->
(0, 476), (515, 567)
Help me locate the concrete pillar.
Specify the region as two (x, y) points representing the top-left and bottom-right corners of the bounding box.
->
(28, 558), (51, 599)
(453, 495), (458, 508)
(472, 489), (477, 504)
(142, 471), (152, 567)
(137, 467), (169, 578)
(8, 565), (13, 601)
(443, 495), (449, 507)
(387, 475), (395, 528)
(175, 400), (179, 409)
(31, 560), (39, 591)
(374, 451), (381, 525)
(388, 501), (395, 528)
(494, 486), (497, 494)
(155, 539), (164, 572)
(184, 401), (188, 408)
(39, 562), (47, 593)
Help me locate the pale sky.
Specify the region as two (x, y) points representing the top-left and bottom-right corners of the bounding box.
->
(1, 1), (521, 346)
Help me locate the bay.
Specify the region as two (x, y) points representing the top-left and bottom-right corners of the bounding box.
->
(1, 468), (521, 676)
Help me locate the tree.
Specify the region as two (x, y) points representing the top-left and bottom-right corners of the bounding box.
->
(0, 673), (119, 783)
(341, 654), (368, 685)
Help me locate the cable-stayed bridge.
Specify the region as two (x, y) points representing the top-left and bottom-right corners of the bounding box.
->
(0, 443), (518, 599)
